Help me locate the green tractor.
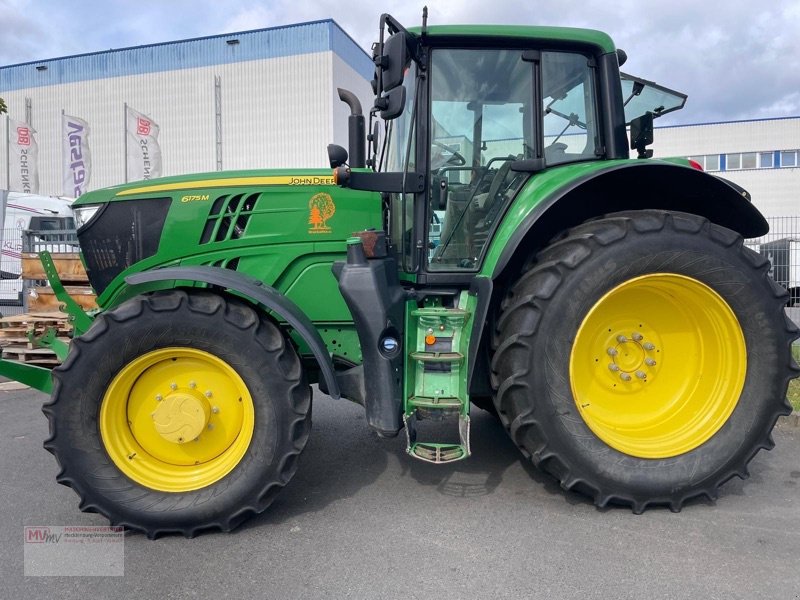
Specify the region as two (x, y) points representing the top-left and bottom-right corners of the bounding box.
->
(5, 13), (797, 537)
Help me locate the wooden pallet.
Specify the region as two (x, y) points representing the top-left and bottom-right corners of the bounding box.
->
(27, 287), (97, 312)
(0, 312), (72, 365)
(22, 252), (88, 283)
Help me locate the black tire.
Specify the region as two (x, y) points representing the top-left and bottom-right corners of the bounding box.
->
(491, 210), (799, 512)
(43, 290), (311, 537)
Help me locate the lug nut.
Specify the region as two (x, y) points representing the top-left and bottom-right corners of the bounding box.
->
(643, 342), (655, 351)
(620, 373), (632, 382)
(607, 347), (618, 356)
(155, 394), (163, 402)
(645, 358), (657, 366)
(205, 390), (213, 398)
(632, 332), (643, 341)
(616, 335), (627, 343)
(635, 370), (647, 380)
(608, 364), (620, 372)
(189, 381), (196, 389)
(170, 383), (178, 391)
(207, 424), (214, 431)
(211, 406), (220, 414)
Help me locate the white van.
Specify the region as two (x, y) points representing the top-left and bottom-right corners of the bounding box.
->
(0, 190), (75, 305)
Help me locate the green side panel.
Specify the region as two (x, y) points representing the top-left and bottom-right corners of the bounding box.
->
(480, 159), (634, 277)
(83, 169), (383, 366)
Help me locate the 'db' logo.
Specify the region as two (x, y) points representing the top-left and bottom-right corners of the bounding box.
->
(137, 117), (151, 136)
(308, 193), (336, 234)
(16, 127), (30, 146)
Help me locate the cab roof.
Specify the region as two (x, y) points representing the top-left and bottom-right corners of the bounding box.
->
(408, 24), (616, 55)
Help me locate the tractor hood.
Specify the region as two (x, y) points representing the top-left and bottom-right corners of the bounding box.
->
(72, 168), (382, 304)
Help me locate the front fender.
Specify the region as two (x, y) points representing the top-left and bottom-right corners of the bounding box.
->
(125, 266), (340, 399)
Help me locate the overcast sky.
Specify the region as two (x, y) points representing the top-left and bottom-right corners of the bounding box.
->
(1, 0), (798, 125)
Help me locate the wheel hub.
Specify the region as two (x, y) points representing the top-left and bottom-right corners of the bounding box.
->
(151, 393), (210, 444)
(606, 332), (660, 383)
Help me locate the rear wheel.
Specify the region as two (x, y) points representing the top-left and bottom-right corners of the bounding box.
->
(43, 290), (311, 537)
(491, 210), (798, 512)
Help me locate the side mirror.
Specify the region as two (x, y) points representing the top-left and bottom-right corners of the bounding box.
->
(327, 144), (348, 168)
(630, 112), (654, 159)
(379, 86), (406, 120)
(382, 32), (408, 91)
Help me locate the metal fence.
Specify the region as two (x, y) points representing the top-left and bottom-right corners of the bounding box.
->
(0, 227), (79, 316)
(744, 216), (800, 310)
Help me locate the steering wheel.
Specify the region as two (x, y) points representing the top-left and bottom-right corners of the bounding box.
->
(432, 141), (466, 167)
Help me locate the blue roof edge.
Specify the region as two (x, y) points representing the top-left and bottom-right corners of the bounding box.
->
(0, 19), (373, 92)
(656, 115), (800, 129)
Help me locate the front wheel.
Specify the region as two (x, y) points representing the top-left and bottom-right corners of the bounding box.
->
(43, 290), (311, 537)
(491, 210), (798, 512)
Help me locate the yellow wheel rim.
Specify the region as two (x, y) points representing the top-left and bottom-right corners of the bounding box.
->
(569, 273), (746, 459)
(100, 348), (255, 492)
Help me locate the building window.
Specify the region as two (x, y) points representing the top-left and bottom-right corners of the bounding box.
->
(686, 154), (720, 171)
(759, 152), (773, 168)
(781, 150), (797, 167)
(741, 152), (757, 169)
(727, 153), (741, 169)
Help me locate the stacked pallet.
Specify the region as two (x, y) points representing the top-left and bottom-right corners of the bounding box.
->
(0, 311), (71, 366)
(21, 253), (97, 312)
(0, 253), (97, 366)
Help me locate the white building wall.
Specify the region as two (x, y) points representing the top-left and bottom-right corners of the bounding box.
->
(653, 117), (800, 218)
(654, 118), (800, 156)
(331, 53), (376, 162)
(0, 50), (360, 197)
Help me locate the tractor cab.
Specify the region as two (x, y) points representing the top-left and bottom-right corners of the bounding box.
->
(333, 14), (687, 279)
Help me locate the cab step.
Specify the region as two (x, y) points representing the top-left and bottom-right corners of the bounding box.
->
(404, 296), (473, 464)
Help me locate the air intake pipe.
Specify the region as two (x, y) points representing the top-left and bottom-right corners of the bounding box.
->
(337, 88), (366, 169)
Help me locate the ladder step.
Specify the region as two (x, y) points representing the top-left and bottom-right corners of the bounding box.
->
(408, 395), (463, 409)
(409, 443), (466, 464)
(411, 307), (470, 317)
(409, 351), (463, 363)
(403, 413), (471, 465)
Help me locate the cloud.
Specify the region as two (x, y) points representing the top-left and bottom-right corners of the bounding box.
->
(1, 0), (798, 124)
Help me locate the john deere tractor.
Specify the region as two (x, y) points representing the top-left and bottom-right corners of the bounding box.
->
(4, 13), (797, 537)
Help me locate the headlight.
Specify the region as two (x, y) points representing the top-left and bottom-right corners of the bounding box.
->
(73, 204), (103, 229)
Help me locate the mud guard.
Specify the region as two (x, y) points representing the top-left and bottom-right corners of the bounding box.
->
(125, 266), (340, 399)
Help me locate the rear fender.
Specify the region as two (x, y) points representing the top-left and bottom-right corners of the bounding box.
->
(488, 161), (766, 280)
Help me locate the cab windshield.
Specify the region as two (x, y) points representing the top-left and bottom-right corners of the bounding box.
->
(430, 49), (599, 271)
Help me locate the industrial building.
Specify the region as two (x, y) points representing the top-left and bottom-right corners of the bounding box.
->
(0, 20), (373, 196)
(653, 116), (800, 218)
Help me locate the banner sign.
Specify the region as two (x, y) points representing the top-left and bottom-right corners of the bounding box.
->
(62, 114), (91, 198)
(8, 118), (39, 194)
(126, 106), (162, 181)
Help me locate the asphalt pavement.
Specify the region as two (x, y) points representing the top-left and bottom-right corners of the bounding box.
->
(1, 386), (799, 599)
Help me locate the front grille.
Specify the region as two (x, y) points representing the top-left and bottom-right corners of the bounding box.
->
(199, 193), (260, 244)
(78, 198), (171, 295)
